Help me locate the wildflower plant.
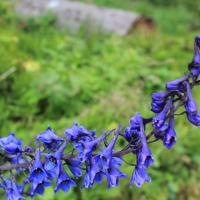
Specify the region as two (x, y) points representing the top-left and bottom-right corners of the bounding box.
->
(0, 36), (200, 199)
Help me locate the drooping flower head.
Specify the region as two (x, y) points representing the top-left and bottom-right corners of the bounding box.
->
(0, 132), (23, 154)
(130, 165), (151, 188)
(54, 163), (76, 193)
(187, 112), (200, 126)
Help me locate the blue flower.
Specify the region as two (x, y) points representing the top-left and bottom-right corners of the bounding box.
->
(129, 112), (142, 130)
(43, 142), (67, 176)
(163, 116), (177, 149)
(74, 133), (110, 162)
(0, 132), (23, 154)
(152, 100), (172, 130)
(152, 91), (173, 101)
(37, 126), (64, 151)
(185, 81), (198, 115)
(54, 164), (76, 193)
(30, 179), (52, 198)
(107, 166), (127, 189)
(9, 156), (26, 175)
(166, 76), (189, 91)
(130, 165), (151, 188)
(124, 126), (141, 146)
(94, 132), (120, 170)
(154, 122), (168, 140)
(28, 147), (48, 182)
(187, 113), (200, 126)
(65, 159), (82, 178)
(64, 122), (96, 143)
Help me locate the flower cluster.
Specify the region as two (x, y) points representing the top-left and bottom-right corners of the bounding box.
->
(0, 36), (200, 199)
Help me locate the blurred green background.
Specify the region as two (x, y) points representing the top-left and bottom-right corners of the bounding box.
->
(1, 0), (200, 199)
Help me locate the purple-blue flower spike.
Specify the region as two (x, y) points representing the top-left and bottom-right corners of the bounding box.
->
(138, 117), (154, 168)
(44, 142), (67, 176)
(0, 132), (23, 154)
(152, 99), (172, 130)
(185, 81), (198, 115)
(163, 115), (177, 149)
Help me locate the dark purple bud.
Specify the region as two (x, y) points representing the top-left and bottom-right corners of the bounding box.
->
(187, 113), (200, 126)
(129, 112), (142, 130)
(154, 122), (168, 140)
(185, 82), (198, 115)
(166, 76), (189, 91)
(188, 40), (200, 77)
(152, 100), (172, 130)
(151, 101), (165, 113)
(152, 91), (173, 101)
(163, 116), (177, 149)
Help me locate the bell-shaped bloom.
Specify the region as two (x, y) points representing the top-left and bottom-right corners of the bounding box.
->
(185, 82), (198, 115)
(151, 101), (166, 113)
(64, 122), (80, 143)
(152, 100), (172, 130)
(166, 75), (189, 91)
(187, 113), (200, 126)
(163, 116), (177, 149)
(94, 132), (120, 170)
(130, 165), (151, 188)
(188, 40), (200, 77)
(82, 171), (93, 188)
(54, 164), (76, 193)
(152, 91), (173, 101)
(0, 132), (23, 154)
(28, 147), (48, 182)
(43, 142), (66, 176)
(65, 159), (82, 178)
(30, 179), (52, 198)
(107, 166), (127, 189)
(37, 126), (64, 151)
(74, 132), (110, 162)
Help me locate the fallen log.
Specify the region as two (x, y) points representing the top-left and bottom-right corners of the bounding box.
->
(13, 0), (155, 35)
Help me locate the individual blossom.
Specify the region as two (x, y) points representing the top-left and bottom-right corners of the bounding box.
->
(37, 126), (64, 151)
(43, 142), (67, 176)
(74, 131), (112, 162)
(54, 163), (76, 193)
(166, 75), (189, 91)
(152, 99), (172, 130)
(28, 145), (48, 182)
(187, 113), (200, 126)
(107, 165), (127, 189)
(130, 165), (151, 188)
(188, 39), (200, 77)
(163, 116), (177, 149)
(151, 101), (166, 113)
(30, 179), (52, 198)
(152, 91), (173, 101)
(129, 112), (142, 130)
(185, 81), (198, 115)
(94, 131), (120, 170)
(64, 122), (96, 143)
(0, 132), (23, 154)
